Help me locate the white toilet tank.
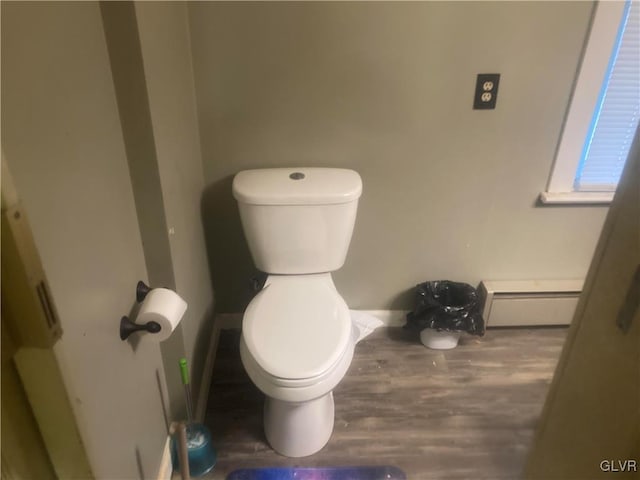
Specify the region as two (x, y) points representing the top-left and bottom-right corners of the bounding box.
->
(233, 168), (362, 274)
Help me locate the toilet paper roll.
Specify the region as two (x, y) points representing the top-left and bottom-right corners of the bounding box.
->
(136, 288), (187, 341)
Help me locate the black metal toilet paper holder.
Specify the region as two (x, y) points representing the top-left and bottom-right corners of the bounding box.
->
(119, 280), (158, 341)
(119, 316), (161, 341)
(136, 280), (152, 303)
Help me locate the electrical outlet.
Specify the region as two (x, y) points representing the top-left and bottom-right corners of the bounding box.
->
(473, 73), (500, 109)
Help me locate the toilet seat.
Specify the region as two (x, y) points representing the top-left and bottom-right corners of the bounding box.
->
(242, 274), (352, 383)
(240, 328), (355, 403)
(240, 329), (355, 389)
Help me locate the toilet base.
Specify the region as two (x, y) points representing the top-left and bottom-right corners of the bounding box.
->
(264, 392), (335, 457)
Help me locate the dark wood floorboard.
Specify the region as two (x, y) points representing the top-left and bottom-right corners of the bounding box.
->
(203, 327), (567, 480)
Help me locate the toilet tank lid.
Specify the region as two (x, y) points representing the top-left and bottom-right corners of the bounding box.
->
(233, 168), (362, 205)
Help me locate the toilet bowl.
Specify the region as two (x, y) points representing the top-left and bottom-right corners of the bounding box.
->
(233, 167), (362, 457)
(239, 274), (356, 457)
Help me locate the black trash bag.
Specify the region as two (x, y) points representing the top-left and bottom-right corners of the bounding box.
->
(404, 281), (485, 335)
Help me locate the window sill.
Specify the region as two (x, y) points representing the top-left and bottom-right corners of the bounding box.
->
(539, 191), (614, 205)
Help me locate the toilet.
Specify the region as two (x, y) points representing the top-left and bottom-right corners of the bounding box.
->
(232, 167), (362, 458)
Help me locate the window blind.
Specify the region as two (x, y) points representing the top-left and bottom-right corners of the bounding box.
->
(575, 0), (639, 191)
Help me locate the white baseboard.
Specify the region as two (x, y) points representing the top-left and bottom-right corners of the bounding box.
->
(357, 309), (408, 327)
(207, 310), (408, 331)
(195, 320), (222, 422)
(195, 313), (249, 422)
(156, 435), (172, 480)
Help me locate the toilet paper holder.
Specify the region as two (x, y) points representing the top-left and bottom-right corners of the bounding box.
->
(136, 280), (153, 302)
(119, 280), (159, 341)
(119, 315), (161, 340)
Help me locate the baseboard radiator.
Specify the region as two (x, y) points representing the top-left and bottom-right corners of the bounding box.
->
(478, 279), (584, 327)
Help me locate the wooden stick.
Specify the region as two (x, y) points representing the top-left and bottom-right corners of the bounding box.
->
(176, 422), (190, 480)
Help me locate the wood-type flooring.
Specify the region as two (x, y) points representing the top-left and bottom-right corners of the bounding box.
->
(203, 327), (567, 480)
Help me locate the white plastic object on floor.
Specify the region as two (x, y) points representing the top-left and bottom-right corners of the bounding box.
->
(350, 310), (384, 343)
(420, 329), (461, 350)
(264, 392), (335, 457)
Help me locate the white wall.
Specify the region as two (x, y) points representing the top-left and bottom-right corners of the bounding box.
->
(188, 1), (608, 312)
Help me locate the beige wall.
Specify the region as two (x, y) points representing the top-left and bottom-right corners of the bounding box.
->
(100, 2), (189, 421)
(101, 1), (214, 415)
(188, 1), (609, 312)
(2, 2), (169, 476)
(134, 1), (214, 403)
(2, 2), (214, 475)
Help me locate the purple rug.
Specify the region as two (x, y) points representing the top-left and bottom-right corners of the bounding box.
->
(226, 466), (406, 480)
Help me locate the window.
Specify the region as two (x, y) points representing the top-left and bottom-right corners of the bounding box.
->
(542, 0), (639, 204)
